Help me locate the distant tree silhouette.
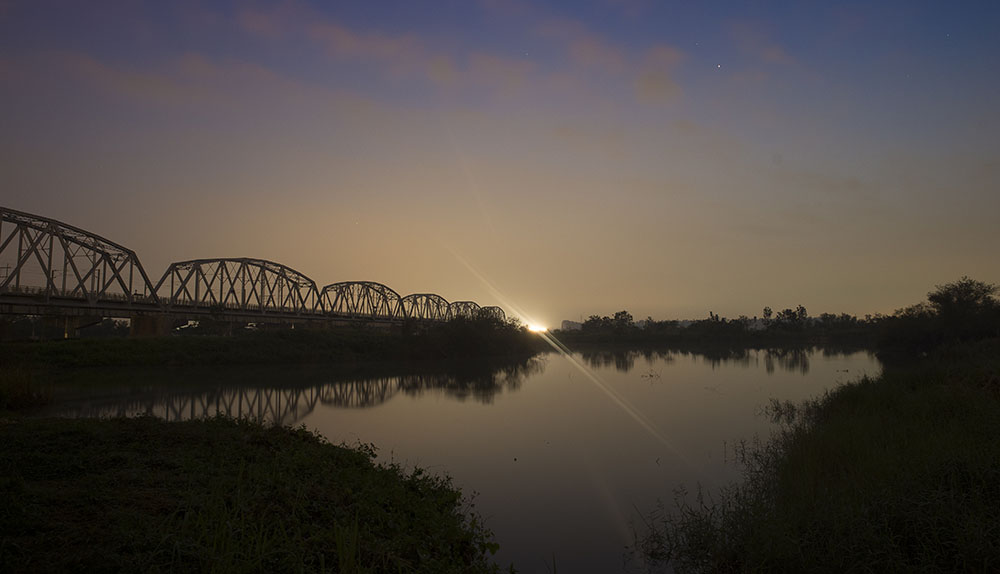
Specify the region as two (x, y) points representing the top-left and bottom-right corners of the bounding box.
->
(612, 310), (634, 331)
(879, 277), (1000, 353)
(927, 276), (997, 317)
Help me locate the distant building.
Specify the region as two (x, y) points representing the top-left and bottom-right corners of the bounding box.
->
(560, 320), (582, 331)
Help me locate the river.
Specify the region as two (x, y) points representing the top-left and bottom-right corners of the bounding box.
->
(42, 346), (880, 573)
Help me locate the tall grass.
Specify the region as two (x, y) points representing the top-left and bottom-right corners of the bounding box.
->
(634, 339), (1000, 573)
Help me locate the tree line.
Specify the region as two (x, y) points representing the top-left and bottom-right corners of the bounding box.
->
(563, 277), (1000, 354)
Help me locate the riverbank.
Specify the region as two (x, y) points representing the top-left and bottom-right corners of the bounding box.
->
(0, 317), (545, 369)
(0, 416), (507, 573)
(635, 337), (1000, 572)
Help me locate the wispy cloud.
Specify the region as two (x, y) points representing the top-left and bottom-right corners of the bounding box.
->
(635, 45), (683, 104)
(533, 17), (684, 104)
(730, 21), (796, 66)
(467, 52), (535, 94)
(535, 18), (628, 73)
(236, 3), (684, 106)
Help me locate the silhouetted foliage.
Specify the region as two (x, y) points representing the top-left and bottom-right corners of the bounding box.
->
(878, 277), (1000, 355)
(558, 277), (1000, 356)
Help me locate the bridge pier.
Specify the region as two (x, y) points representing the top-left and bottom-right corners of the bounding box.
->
(130, 315), (173, 338)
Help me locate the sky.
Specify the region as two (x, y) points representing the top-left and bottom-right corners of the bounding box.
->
(2, 0), (998, 327)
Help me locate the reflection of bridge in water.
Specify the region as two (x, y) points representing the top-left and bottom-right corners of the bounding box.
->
(1, 207), (506, 336)
(46, 359), (544, 425)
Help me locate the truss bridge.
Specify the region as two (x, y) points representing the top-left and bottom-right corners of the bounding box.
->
(1, 206), (507, 336)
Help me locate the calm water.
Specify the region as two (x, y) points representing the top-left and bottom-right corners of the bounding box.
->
(44, 347), (880, 572)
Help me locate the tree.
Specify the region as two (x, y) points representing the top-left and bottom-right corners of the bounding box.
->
(612, 310), (634, 331)
(582, 315), (605, 332)
(927, 276), (998, 317)
(795, 305), (808, 321)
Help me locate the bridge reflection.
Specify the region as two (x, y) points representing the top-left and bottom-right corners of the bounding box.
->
(46, 357), (545, 425)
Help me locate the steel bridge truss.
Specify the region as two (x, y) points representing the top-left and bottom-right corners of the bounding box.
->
(0, 207), (158, 306)
(400, 293), (450, 321)
(154, 258), (320, 315)
(479, 305), (506, 321)
(2, 207), (510, 324)
(321, 281), (402, 320)
(448, 300), (481, 319)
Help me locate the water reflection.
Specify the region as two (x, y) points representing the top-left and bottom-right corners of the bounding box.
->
(40, 347), (881, 573)
(44, 357), (545, 425)
(580, 346), (874, 375)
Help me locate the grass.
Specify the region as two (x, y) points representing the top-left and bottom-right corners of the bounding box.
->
(0, 416), (507, 573)
(634, 338), (1000, 573)
(0, 366), (52, 412)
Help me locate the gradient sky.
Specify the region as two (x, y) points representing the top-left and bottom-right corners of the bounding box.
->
(2, 1), (998, 327)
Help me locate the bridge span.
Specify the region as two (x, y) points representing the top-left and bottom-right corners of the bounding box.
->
(0, 206), (507, 336)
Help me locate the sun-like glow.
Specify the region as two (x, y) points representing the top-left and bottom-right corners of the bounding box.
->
(528, 324), (548, 332)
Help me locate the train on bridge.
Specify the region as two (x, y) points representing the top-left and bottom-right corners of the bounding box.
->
(0, 206), (507, 336)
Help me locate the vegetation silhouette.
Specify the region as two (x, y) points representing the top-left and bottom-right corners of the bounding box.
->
(0, 315), (544, 370)
(877, 276), (1000, 356)
(629, 279), (1000, 573)
(559, 276), (1000, 359)
(0, 417), (507, 573)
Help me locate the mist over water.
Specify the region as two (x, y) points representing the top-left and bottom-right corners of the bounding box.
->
(45, 347), (880, 572)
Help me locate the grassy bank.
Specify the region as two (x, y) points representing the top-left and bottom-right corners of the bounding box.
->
(0, 317), (544, 369)
(636, 338), (1000, 573)
(0, 416), (507, 573)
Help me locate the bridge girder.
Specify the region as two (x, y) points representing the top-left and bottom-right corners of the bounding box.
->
(448, 300), (481, 319)
(399, 293), (450, 321)
(0, 207), (159, 306)
(154, 258), (321, 315)
(321, 281), (402, 319)
(478, 305), (506, 322)
(1, 208), (511, 325)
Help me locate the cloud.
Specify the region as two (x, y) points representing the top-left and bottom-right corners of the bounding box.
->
(730, 21), (795, 66)
(533, 17), (684, 105)
(13, 50), (370, 117)
(467, 53), (535, 93)
(236, 1), (309, 39)
(635, 45), (683, 104)
(603, 0), (649, 18)
(238, 3), (460, 89)
(232, 3), (686, 107)
(238, 7), (285, 39)
(53, 51), (197, 107)
(309, 21), (461, 87)
(534, 19), (627, 74)
(308, 21), (421, 62)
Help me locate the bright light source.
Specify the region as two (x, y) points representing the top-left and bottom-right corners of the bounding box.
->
(528, 324), (548, 332)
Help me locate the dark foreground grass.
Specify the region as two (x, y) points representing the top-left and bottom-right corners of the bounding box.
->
(635, 338), (1000, 573)
(0, 416), (506, 574)
(0, 366), (52, 411)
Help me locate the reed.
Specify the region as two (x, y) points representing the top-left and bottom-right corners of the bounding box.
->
(633, 339), (1000, 573)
